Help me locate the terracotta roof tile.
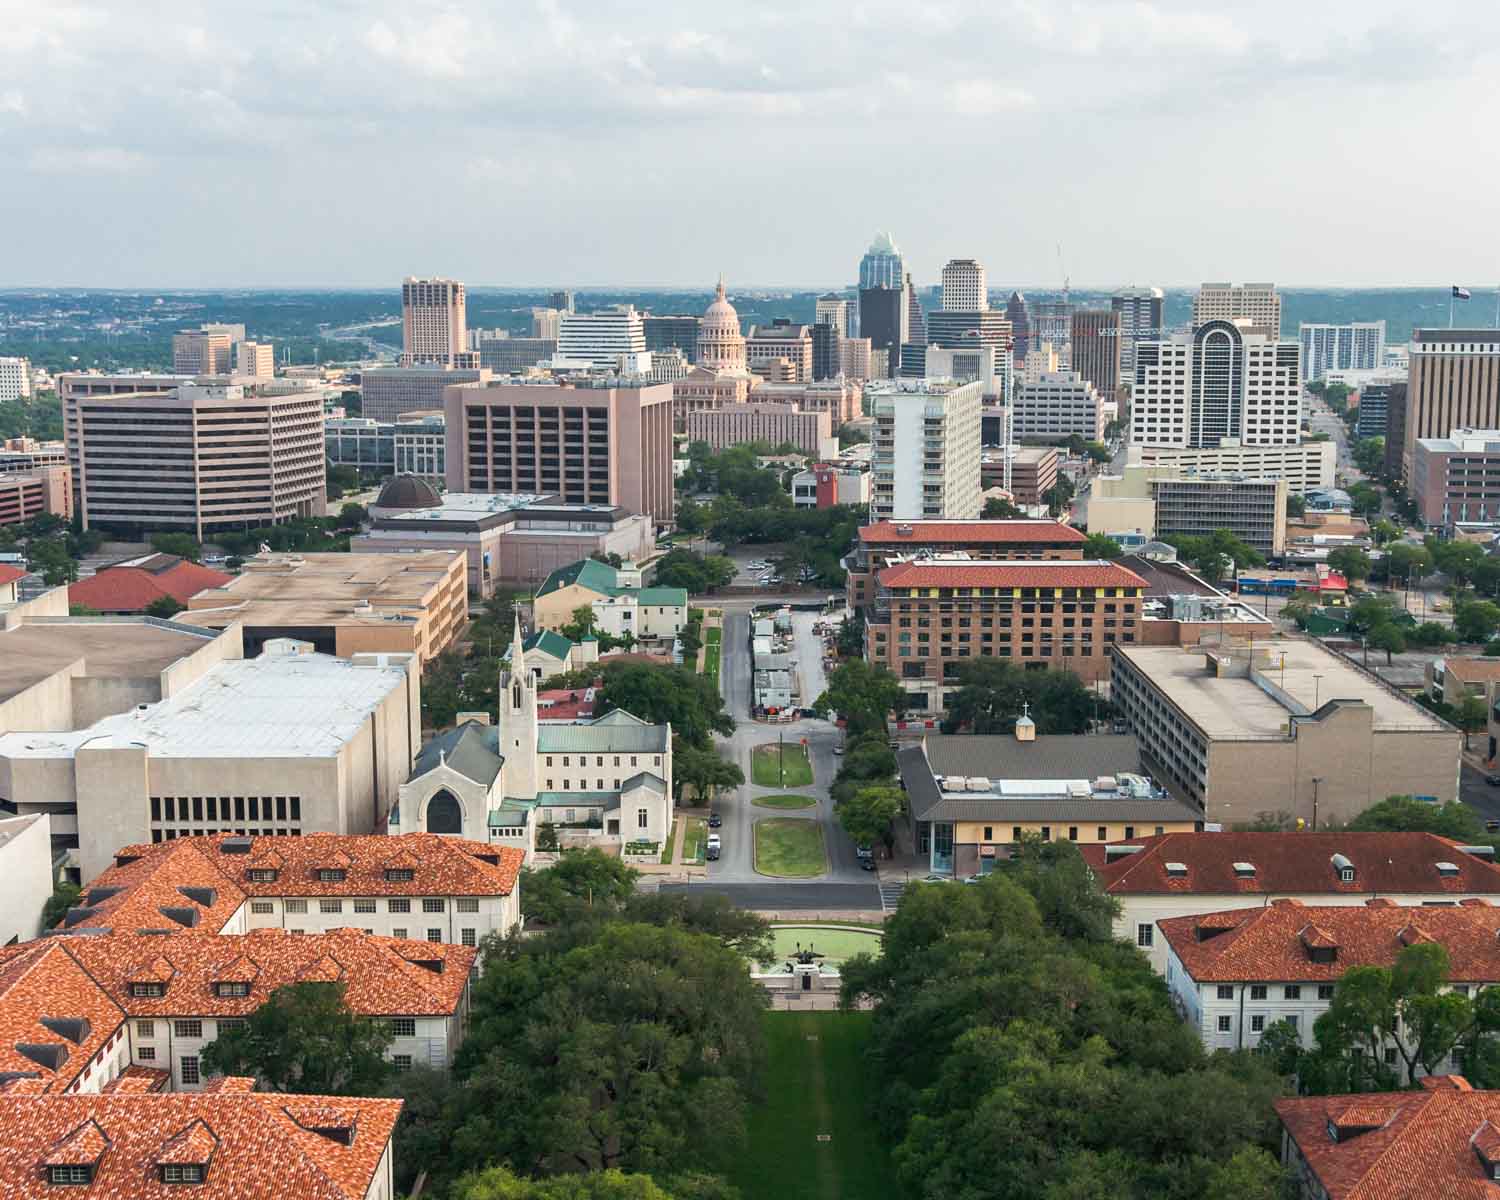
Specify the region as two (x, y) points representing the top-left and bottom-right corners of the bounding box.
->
(1161, 903), (1500, 983)
(41, 1118), (110, 1166)
(67, 560), (233, 613)
(101, 1066), (170, 1094)
(1276, 1079), (1500, 1199)
(860, 520), (1086, 545)
(0, 564), (25, 587)
(0, 943), (125, 1093)
(880, 559), (1147, 589)
(69, 833), (524, 935)
(0, 1091), (402, 1199)
(1094, 832), (1500, 897)
(156, 1117), (219, 1166)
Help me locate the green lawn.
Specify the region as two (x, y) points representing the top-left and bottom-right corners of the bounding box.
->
(755, 818), (826, 877)
(660, 819), (677, 865)
(703, 642), (721, 688)
(681, 817), (707, 864)
(705, 626), (722, 645)
(752, 743), (814, 787)
(757, 926), (882, 970)
(753, 793), (817, 810)
(728, 1012), (891, 1200)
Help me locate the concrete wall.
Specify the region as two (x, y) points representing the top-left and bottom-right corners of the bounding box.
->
(158, 621), (244, 697)
(74, 742), (150, 882)
(0, 813), (54, 943)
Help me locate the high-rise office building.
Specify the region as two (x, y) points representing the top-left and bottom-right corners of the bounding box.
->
(841, 337), (873, 381)
(869, 378), (984, 521)
(172, 328), (234, 374)
(402, 276), (470, 366)
(1006, 291), (1030, 362)
(1070, 308), (1123, 397)
(746, 321), (814, 382)
(476, 337), (555, 374)
(1400, 330), (1500, 482)
(940, 259), (988, 312)
(859, 231), (904, 290)
(905, 272), (926, 345)
(926, 310), (1013, 363)
(234, 340), (275, 378)
(557, 306), (648, 369)
(810, 322), (844, 381)
(69, 381), (325, 536)
(363, 366), (488, 421)
(1131, 320), (1301, 449)
(1013, 372), (1106, 443)
(0, 357), (31, 402)
(644, 314), (702, 363)
(695, 280), (747, 373)
(1298, 321), (1387, 383)
(1111, 286), (1165, 376)
(815, 294), (850, 335)
(445, 379), (674, 524)
(549, 290), (576, 314)
(530, 307), (563, 339)
(1031, 300), (1073, 357)
(1192, 283), (1281, 338)
(859, 286), (907, 378)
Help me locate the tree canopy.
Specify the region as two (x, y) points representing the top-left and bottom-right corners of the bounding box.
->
(1161, 530), (1264, 583)
(1082, 532), (1123, 559)
(815, 659), (905, 736)
(1343, 794), (1486, 842)
(652, 548), (736, 595)
(941, 658), (1097, 735)
(520, 849), (640, 926)
(597, 661), (734, 750)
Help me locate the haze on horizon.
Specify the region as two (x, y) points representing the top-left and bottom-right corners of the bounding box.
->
(4, 0), (1498, 291)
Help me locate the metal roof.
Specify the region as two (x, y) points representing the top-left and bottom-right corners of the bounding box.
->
(411, 722), (503, 787)
(535, 709), (669, 754)
(924, 733), (1141, 781)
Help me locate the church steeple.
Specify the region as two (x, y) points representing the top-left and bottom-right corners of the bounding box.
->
(498, 620), (539, 801)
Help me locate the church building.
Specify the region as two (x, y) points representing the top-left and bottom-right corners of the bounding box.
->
(393, 624), (674, 860)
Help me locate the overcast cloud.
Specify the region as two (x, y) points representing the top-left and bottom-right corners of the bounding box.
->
(2, 0), (1497, 288)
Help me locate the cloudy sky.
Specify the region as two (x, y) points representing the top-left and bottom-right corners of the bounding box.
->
(4, 0), (1498, 289)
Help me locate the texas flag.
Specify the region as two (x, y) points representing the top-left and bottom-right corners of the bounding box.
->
(1453, 285), (1472, 300)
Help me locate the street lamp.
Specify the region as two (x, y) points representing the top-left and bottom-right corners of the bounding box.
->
(1313, 673), (1325, 710)
(1311, 776), (1323, 831)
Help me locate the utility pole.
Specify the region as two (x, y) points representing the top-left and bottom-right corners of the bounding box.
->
(1311, 777), (1323, 831)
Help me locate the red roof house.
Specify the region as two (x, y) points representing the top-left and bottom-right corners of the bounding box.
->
(68, 554), (232, 614)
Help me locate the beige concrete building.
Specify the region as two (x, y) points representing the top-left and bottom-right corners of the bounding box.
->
(361, 365), (488, 422)
(171, 328), (233, 374)
(1133, 440), (1336, 495)
(402, 275), (471, 366)
(234, 340), (275, 377)
(746, 322), (814, 381)
(1111, 641), (1460, 829)
(354, 482), (656, 596)
(841, 336), (873, 380)
(870, 379), (984, 521)
(684, 403), (835, 459)
(1191, 282), (1282, 338)
(0, 464), (70, 525)
(1070, 308), (1122, 397)
(672, 366), (753, 431)
(747, 379), (861, 426)
(446, 378), (675, 526)
(0, 636), (420, 880)
(1012, 371), (1105, 442)
(185, 550), (467, 662)
(1401, 331), (1500, 483)
(67, 381), (325, 537)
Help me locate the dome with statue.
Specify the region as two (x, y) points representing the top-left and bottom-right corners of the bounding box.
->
(696, 277), (747, 372)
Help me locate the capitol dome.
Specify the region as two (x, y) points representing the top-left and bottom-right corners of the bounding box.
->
(696, 277), (747, 372)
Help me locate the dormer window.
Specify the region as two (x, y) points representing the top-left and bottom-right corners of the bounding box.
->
(1340, 868), (1354, 882)
(49, 1165), (94, 1186)
(214, 982), (249, 998)
(1331, 853), (1355, 884)
(1165, 862), (1188, 878)
(316, 869), (346, 883)
(1233, 862), (1256, 879)
(130, 982), (166, 998)
(247, 869), (278, 883)
(154, 1117), (216, 1187)
(162, 1165), (205, 1184)
(385, 869), (414, 882)
(1437, 861), (1461, 878)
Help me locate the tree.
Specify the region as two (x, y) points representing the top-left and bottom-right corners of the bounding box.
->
(1345, 794), (1485, 842)
(1042, 478), (1075, 517)
(338, 501), (368, 528)
(1083, 441), (1111, 463)
(144, 595), (186, 619)
(149, 531), (202, 561)
(1006, 835), (1121, 942)
(1326, 546), (1372, 585)
(674, 499), (707, 537)
(1353, 437), (1386, 475)
(943, 658), (1095, 735)
(1369, 518), (1400, 546)
(40, 882), (82, 930)
(1347, 482), (1383, 519)
(1457, 694), (1489, 751)
(561, 604), (599, 642)
(1386, 543), (1431, 587)
(838, 785), (903, 853)
(452, 1167), (679, 1200)
(536, 821), (560, 852)
(200, 981), (393, 1094)
(815, 659), (905, 736)
(1455, 599), (1500, 644)
(982, 496), (1026, 518)
(673, 744), (744, 805)
(1164, 530), (1263, 584)
(1285, 493), (1307, 519)
(1082, 533), (1123, 559)
(1366, 621), (1407, 665)
(597, 661), (733, 749)
(520, 850), (639, 925)
(620, 892), (773, 962)
(653, 548), (736, 595)
(27, 537), (77, 586)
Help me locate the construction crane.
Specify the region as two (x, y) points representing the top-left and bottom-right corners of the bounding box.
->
(1056, 243), (1070, 307)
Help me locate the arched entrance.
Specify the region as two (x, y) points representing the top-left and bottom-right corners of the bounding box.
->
(425, 789), (463, 835)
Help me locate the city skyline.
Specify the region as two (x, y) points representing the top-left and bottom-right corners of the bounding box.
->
(4, 0), (1498, 289)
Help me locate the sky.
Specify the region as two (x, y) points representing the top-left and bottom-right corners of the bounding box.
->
(3, 0), (1499, 290)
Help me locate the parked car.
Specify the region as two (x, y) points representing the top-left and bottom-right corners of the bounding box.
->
(708, 811), (722, 828)
(706, 833), (722, 861)
(860, 856), (876, 872)
(1487, 775), (1500, 787)
(832, 746), (844, 756)
(1489, 819), (1500, 831)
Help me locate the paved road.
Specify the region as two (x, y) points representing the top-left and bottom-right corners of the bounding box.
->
(1459, 761), (1500, 825)
(657, 882), (882, 910)
(693, 603), (868, 887)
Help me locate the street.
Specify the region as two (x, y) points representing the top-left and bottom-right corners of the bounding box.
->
(1459, 761), (1500, 826)
(684, 601), (877, 906)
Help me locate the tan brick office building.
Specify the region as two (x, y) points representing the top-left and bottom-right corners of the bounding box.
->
(866, 557), (1148, 711)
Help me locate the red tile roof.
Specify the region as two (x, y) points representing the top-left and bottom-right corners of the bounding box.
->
(68, 558), (233, 613)
(43, 929), (475, 1019)
(0, 564), (24, 587)
(861, 520), (1086, 545)
(0, 1091), (402, 1199)
(1444, 658), (1500, 685)
(70, 833), (524, 933)
(0, 942), (125, 1093)
(1091, 832), (1500, 897)
(1276, 1077), (1500, 1200)
(1159, 900), (1500, 983)
(880, 560), (1148, 589)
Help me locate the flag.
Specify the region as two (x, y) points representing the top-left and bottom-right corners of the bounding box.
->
(1454, 285), (1472, 300)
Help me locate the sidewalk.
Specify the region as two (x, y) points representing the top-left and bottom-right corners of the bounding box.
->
(875, 818), (928, 883)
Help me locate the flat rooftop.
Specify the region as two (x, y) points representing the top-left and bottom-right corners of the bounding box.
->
(1116, 642), (1448, 739)
(380, 492), (548, 523)
(186, 552), (461, 618)
(0, 651), (410, 759)
(0, 618), (219, 706)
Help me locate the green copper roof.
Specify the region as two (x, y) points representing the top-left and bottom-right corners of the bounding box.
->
(523, 629), (574, 661)
(536, 708), (670, 754)
(631, 587), (689, 607)
(536, 558), (618, 599)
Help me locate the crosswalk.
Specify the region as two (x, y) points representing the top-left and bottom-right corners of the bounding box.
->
(878, 879), (907, 911)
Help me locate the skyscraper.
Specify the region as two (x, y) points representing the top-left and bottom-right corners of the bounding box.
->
(1400, 330), (1500, 482)
(549, 290), (576, 314)
(1030, 301), (1073, 358)
(869, 379), (984, 521)
(1006, 291), (1030, 363)
(1110, 286), (1164, 376)
(858, 232), (904, 290)
(1298, 321), (1387, 383)
(1070, 309), (1123, 398)
(940, 259), (988, 312)
(402, 277), (470, 366)
(1192, 283), (1281, 338)
(557, 307), (648, 369)
(172, 328), (233, 374)
(1131, 320), (1300, 449)
(905, 272), (926, 346)
(234, 340), (276, 379)
(815, 295), (850, 334)
(860, 287), (907, 378)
